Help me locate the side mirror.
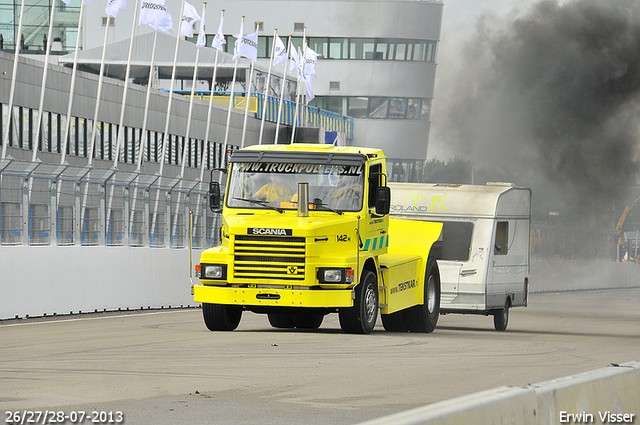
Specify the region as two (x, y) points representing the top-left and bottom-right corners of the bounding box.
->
(209, 181), (221, 212)
(375, 186), (390, 215)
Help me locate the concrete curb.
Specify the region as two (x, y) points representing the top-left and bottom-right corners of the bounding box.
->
(356, 361), (640, 425)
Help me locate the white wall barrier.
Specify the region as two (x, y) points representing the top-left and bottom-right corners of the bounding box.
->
(2, 256), (640, 320)
(530, 260), (640, 293)
(357, 361), (640, 425)
(0, 246), (200, 319)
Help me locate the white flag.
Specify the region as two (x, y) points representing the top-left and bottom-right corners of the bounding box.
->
(196, 8), (206, 48)
(273, 35), (287, 67)
(233, 31), (258, 62)
(105, 0), (127, 17)
(304, 45), (320, 77)
(211, 16), (226, 51)
(304, 74), (314, 104)
(289, 45), (301, 75)
(61, 0), (71, 5)
(139, 0), (173, 35)
(180, 2), (201, 38)
(82, 0), (97, 4)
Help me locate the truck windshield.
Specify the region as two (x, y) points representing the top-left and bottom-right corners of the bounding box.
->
(226, 162), (365, 212)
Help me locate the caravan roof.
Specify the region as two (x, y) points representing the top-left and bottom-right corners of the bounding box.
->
(389, 183), (531, 219)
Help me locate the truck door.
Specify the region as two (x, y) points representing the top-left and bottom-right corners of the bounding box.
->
(363, 162), (389, 254)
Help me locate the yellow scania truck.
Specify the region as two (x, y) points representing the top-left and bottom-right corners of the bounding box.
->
(193, 144), (443, 334)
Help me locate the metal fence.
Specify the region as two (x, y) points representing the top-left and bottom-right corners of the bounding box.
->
(0, 158), (221, 249)
(3, 157), (620, 261)
(530, 221), (617, 261)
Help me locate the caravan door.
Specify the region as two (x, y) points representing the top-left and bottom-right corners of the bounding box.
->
(438, 261), (461, 307)
(435, 220), (475, 309)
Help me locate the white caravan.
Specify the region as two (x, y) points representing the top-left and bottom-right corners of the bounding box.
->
(389, 182), (531, 330)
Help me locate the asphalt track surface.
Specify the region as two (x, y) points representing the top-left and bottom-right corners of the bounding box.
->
(2, 288), (639, 425)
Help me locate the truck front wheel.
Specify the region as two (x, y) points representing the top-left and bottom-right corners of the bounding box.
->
(202, 303), (242, 331)
(338, 270), (378, 334)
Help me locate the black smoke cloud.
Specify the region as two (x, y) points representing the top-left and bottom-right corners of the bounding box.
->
(433, 0), (640, 219)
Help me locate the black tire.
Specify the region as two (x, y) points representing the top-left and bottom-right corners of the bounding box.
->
(381, 311), (407, 332)
(404, 258), (440, 333)
(268, 313), (295, 328)
(338, 270), (378, 334)
(202, 303), (242, 331)
(493, 299), (510, 331)
(291, 313), (324, 329)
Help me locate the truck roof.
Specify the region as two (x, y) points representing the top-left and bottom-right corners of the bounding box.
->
(389, 182), (531, 219)
(240, 144), (386, 158)
(231, 144), (386, 167)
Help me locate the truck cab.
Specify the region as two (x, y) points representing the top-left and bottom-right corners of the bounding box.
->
(194, 144), (442, 334)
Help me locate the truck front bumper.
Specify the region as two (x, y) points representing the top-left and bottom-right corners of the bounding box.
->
(194, 284), (355, 308)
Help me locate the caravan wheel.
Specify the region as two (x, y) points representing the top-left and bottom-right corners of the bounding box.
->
(493, 299), (510, 331)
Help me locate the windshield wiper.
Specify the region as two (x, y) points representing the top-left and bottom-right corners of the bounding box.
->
(233, 197), (284, 213)
(312, 199), (343, 215)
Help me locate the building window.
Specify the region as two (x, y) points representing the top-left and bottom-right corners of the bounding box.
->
(294, 22), (305, 33)
(368, 98), (389, 119)
(389, 98), (407, 119)
(313, 96), (432, 120)
(329, 81), (340, 91)
(347, 97), (368, 118)
(102, 17), (115, 26)
(309, 38), (328, 58)
(192, 35), (436, 62)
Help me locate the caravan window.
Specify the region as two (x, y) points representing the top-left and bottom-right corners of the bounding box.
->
(494, 221), (508, 255)
(433, 221), (474, 261)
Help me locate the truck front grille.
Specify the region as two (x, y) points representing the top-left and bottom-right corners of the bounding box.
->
(233, 235), (306, 281)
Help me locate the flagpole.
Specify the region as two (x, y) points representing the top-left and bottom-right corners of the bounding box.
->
(129, 29), (159, 238)
(106, 0), (141, 247)
(136, 30), (159, 170)
(86, 16), (111, 166)
(290, 28), (306, 144)
(290, 49), (303, 144)
(61, 0), (90, 166)
(180, 2), (206, 178)
(202, 10), (223, 181)
(240, 23), (259, 148)
(78, 11), (111, 240)
(174, 1), (204, 242)
(113, 0), (141, 169)
(196, 8), (223, 248)
(222, 16), (244, 156)
(202, 9), (224, 183)
(273, 35), (291, 145)
(258, 29), (278, 145)
(31, 0), (58, 163)
(240, 60), (254, 148)
(158, 0), (187, 179)
(1, 0), (26, 159)
(150, 0), (186, 241)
